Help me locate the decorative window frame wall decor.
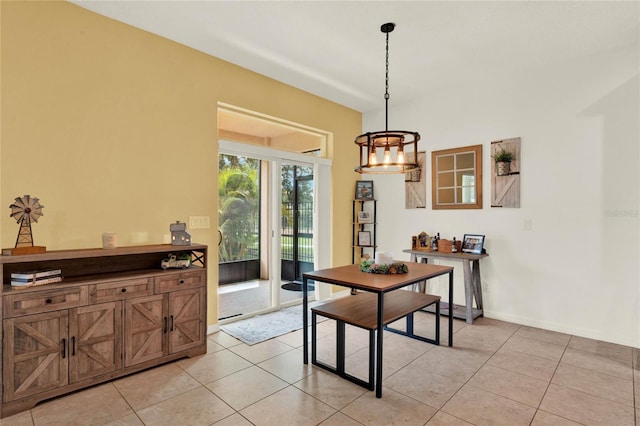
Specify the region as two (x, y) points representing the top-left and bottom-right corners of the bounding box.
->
(431, 144), (483, 209)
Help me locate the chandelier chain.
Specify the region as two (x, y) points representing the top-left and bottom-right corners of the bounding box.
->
(384, 30), (390, 130)
(385, 31), (389, 100)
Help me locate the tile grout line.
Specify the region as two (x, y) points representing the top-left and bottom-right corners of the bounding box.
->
(528, 334), (573, 425)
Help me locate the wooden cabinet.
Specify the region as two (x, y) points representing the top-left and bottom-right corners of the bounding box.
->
(3, 310), (69, 402)
(0, 244), (207, 418)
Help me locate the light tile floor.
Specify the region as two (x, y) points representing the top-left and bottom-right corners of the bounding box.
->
(1, 312), (638, 426)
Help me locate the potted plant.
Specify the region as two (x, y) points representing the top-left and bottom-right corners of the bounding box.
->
(493, 147), (514, 176)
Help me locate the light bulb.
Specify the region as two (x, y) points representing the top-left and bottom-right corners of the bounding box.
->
(368, 149), (377, 165)
(383, 146), (391, 165)
(397, 146), (405, 164)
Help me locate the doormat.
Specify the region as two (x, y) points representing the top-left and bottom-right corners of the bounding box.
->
(220, 303), (324, 345)
(281, 281), (314, 291)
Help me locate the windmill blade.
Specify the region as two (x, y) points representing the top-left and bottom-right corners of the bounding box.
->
(10, 203), (26, 223)
(28, 197), (42, 208)
(11, 197), (25, 209)
(10, 211), (25, 223)
(23, 195), (31, 206)
(29, 209), (43, 222)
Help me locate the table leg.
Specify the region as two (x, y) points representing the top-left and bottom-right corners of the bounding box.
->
(376, 292), (384, 398)
(472, 260), (484, 310)
(303, 276), (308, 364)
(448, 271), (453, 346)
(462, 260), (474, 324)
(410, 254), (428, 293)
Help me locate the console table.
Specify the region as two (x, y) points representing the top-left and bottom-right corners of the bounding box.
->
(302, 262), (453, 398)
(0, 244), (207, 418)
(402, 249), (488, 324)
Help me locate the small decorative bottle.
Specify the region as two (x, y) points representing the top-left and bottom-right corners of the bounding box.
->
(432, 233), (438, 251)
(452, 237), (458, 253)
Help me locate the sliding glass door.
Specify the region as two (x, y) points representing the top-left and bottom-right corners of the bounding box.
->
(217, 142), (331, 322)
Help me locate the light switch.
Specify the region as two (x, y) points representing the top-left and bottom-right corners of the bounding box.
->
(189, 216), (210, 229)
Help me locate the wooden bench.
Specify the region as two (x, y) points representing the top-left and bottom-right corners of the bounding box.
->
(311, 290), (440, 390)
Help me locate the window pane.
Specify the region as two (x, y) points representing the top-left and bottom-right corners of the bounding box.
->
(456, 152), (475, 169)
(438, 188), (455, 204)
(437, 155), (454, 171)
(439, 171), (455, 187)
(456, 171), (475, 186)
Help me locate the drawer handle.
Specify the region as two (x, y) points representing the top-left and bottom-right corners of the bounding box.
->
(179, 279), (185, 285)
(46, 298), (53, 304)
(121, 288), (127, 293)
(71, 336), (76, 356)
(62, 338), (66, 359)
(170, 315), (174, 332)
(164, 316), (168, 333)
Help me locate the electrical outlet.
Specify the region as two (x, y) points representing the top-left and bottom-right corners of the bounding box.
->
(483, 281), (489, 292)
(189, 216), (210, 229)
(523, 219), (532, 231)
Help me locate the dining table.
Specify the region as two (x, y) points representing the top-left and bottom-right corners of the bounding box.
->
(302, 262), (454, 398)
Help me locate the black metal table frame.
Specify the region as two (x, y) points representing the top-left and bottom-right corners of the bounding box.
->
(302, 266), (453, 398)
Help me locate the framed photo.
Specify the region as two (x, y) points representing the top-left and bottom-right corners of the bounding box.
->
(358, 231), (371, 246)
(355, 180), (374, 200)
(462, 234), (485, 255)
(357, 211), (373, 224)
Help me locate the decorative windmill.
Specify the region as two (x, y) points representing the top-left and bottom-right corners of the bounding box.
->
(6, 195), (47, 255)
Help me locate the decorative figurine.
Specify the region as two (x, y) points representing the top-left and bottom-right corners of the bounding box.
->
(4, 195), (47, 255)
(170, 221), (191, 246)
(161, 253), (191, 269)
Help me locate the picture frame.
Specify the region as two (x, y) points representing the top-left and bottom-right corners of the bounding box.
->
(358, 231), (371, 246)
(355, 180), (374, 200)
(357, 211), (373, 224)
(462, 234), (485, 255)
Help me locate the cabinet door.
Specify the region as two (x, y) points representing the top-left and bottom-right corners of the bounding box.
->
(69, 302), (123, 383)
(168, 288), (206, 354)
(124, 295), (165, 367)
(3, 311), (68, 402)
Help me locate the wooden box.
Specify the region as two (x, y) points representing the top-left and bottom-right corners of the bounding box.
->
(437, 239), (461, 253)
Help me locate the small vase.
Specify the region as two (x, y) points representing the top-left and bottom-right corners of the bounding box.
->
(496, 161), (511, 176)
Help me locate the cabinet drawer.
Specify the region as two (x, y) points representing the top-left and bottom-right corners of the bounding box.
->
(89, 277), (154, 303)
(4, 286), (88, 318)
(154, 270), (205, 293)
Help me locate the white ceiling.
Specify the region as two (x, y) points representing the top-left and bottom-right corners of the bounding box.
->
(73, 1), (637, 114)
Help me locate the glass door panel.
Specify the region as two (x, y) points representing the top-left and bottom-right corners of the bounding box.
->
(279, 163), (314, 302)
(217, 153), (269, 320)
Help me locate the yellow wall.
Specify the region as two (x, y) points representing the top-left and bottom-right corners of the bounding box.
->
(0, 1), (361, 325)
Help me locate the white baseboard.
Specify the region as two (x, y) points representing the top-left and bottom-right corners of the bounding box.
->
(483, 309), (639, 348)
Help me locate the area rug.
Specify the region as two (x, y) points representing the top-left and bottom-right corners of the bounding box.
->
(220, 303), (323, 345)
(280, 281), (314, 291)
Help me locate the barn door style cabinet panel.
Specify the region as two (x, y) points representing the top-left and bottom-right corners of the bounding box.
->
(0, 244), (207, 418)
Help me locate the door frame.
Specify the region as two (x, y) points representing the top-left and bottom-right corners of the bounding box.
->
(218, 140), (332, 306)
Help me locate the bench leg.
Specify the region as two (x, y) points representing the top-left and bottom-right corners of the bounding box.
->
(311, 312), (317, 364)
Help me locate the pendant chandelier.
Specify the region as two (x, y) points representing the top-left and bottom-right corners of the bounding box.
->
(354, 22), (420, 174)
